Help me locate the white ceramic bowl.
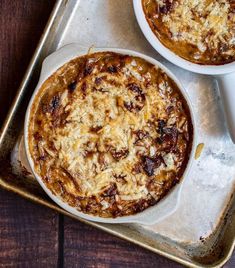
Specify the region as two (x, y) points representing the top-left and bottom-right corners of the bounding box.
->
(24, 44), (196, 225)
(133, 0), (235, 75)
(133, 0), (235, 143)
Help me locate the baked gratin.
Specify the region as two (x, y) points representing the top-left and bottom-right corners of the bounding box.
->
(28, 52), (193, 218)
(142, 0), (235, 65)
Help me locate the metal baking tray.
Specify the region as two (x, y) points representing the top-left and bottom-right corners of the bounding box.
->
(0, 0), (234, 266)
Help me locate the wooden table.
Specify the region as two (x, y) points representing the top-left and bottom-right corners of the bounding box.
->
(0, 1), (234, 267)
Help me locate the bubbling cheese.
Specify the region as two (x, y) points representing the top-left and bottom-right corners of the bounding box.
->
(143, 0), (235, 64)
(28, 52), (193, 218)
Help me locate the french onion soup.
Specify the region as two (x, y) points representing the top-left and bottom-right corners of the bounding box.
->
(28, 52), (193, 217)
(142, 0), (235, 65)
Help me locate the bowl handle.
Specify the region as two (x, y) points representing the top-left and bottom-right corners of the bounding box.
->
(132, 183), (182, 225)
(216, 73), (235, 144)
(38, 44), (89, 84)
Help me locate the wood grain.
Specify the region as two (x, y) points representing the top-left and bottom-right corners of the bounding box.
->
(0, 0), (234, 267)
(0, 0), (55, 124)
(0, 189), (59, 267)
(0, 1), (59, 268)
(63, 217), (182, 268)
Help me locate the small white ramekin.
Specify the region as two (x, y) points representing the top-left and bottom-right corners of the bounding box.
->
(133, 0), (235, 143)
(133, 0), (235, 75)
(24, 44), (196, 225)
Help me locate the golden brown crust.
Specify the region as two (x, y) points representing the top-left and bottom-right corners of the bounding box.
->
(142, 0), (235, 65)
(28, 52), (193, 217)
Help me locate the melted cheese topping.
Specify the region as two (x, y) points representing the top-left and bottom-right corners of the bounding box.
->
(143, 0), (235, 64)
(28, 52), (193, 217)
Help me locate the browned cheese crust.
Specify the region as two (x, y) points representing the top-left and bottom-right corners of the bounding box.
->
(142, 0), (235, 65)
(28, 52), (193, 217)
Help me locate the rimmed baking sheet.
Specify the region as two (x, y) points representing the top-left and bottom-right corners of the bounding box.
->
(0, 1), (234, 267)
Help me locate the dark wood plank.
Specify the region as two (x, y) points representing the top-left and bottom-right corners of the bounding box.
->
(0, 0), (56, 125)
(0, 189), (59, 267)
(0, 1), (59, 267)
(63, 217), (183, 268)
(226, 254), (235, 268)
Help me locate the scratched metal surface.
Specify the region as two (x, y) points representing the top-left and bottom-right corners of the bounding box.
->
(2, 0), (235, 267)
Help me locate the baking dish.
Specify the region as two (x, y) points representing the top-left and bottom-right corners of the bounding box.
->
(133, 0), (235, 143)
(24, 44), (196, 225)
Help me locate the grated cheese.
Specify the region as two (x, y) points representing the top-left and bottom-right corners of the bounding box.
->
(28, 52), (193, 217)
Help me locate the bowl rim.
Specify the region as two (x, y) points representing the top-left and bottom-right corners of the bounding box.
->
(133, 0), (235, 75)
(24, 45), (197, 225)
